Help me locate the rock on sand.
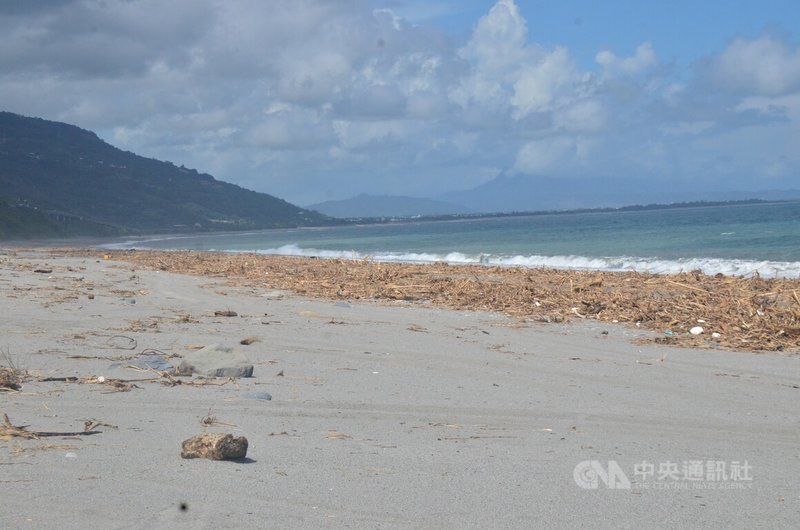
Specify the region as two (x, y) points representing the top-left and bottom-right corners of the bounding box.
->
(176, 344), (254, 378)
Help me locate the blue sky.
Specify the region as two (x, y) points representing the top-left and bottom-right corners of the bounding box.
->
(1, 0), (799, 206)
(389, 0), (800, 67)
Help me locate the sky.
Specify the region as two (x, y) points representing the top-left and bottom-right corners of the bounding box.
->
(2, 0), (800, 206)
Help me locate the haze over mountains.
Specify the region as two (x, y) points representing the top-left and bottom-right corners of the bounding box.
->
(2, 111), (798, 239)
(437, 174), (800, 213)
(307, 176), (800, 218)
(0, 112), (330, 239)
(308, 194), (472, 218)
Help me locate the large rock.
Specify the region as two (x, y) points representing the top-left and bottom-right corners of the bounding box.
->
(181, 433), (248, 460)
(176, 344), (253, 378)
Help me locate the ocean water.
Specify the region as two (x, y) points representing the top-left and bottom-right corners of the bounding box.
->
(105, 201), (800, 278)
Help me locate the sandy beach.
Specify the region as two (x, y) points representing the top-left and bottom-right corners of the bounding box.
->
(1, 249), (799, 528)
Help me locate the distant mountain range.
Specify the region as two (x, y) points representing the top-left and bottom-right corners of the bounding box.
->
(307, 193), (472, 218)
(0, 111), (331, 239)
(3, 112), (798, 238)
(439, 174), (800, 214)
(310, 175), (800, 219)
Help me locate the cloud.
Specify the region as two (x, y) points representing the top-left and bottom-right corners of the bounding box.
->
(710, 35), (800, 95)
(0, 0), (214, 78)
(0, 0), (797, 205)
(451, 0), (595, 125)
(246, 107), (336, 150)
(596, 43), (657, 76)
(513, 137), (577, 174)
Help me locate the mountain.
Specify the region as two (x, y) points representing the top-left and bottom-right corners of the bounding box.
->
(0, 111), (331, 239)
(440, 173), (800, 214)
(307, 193), (472, 218)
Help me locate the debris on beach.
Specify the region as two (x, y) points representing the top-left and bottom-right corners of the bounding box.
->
(213, 310), (237, 317)
(0, 368), (23, 391)
(73, 250), (800, 353)
(180, 433), (248, 460)
(240, 336), (259, 345)
(324, 430), (352, 440)
(200, 409), (237, 428)
(1, 413), (103, 441)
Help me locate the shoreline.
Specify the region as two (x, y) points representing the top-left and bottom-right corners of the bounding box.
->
(1, 249), (799, 527)
(51, 247), (800, 354)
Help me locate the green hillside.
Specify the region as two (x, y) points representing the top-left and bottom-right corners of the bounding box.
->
(0, 111), (332, 239)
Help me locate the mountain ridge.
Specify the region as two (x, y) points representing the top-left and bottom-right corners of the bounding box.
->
(0, 111), (332, 239)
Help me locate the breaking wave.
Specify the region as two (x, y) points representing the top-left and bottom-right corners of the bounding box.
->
(254, 244), (800, 279)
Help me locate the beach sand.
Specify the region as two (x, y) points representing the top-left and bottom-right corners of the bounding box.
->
(1, 250), (798, 528)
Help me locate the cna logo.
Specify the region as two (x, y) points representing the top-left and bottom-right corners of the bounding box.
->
(573, 460), (632, 490)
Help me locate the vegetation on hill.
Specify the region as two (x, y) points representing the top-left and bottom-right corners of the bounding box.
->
(0, 111), (333, 239)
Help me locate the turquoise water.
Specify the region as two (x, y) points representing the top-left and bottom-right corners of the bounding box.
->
(106, 201), (800, 278)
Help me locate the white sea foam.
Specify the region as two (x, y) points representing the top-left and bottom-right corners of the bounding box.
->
(253, 244), (800, 279)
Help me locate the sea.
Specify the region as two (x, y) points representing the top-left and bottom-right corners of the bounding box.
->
(104, 200), (800, 279)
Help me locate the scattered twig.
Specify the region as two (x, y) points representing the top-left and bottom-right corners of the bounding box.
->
(324, 430), (352, 440)
(1, 413), (103, 441)
(200, 408), (237, 428)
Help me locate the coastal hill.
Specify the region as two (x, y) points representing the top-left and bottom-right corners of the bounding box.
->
(0, 111), (331, 239)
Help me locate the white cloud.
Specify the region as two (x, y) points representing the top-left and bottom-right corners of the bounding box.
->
(246, 107), (335, 150)
(513, 137), (577, 174)
(737, 93), (800, 122)
(0, 0), (797, 204)
(451, 0), (594, 123)
(458, 0), (528, 74)
(596, 43), (657, 76)
(553, 99), (608, 133)
(511, 47), (580, 117)
(711, 35), (800, 95)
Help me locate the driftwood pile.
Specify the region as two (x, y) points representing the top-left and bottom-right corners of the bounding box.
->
(0, 368), (23, 391)
(88, 250), (800, 353)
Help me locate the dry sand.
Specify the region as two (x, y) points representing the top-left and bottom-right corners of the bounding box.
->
(1, 250), (798, 529)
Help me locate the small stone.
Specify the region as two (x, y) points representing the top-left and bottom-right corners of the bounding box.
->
(689, 326), (704, 335)
(711, 332), (722, 339)
(181, 433), (248, 460)
(243, 391), (272, 401)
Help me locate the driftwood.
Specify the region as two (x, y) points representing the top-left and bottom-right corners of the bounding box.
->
(40, 375), (141, 392)
(0, 368), (22, 391)
(84, 249), (800, 353)
(0, 414), (102, 441)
